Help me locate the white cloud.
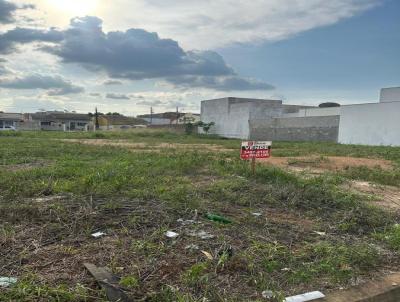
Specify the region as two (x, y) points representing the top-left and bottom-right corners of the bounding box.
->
(91, 0), (379, 49)
(13, 0), (379, 49)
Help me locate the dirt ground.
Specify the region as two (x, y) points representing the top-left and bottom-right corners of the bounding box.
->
(62, 139), (233, 152)
(260, 155), (394, 174)
(343, 181), (400, 211)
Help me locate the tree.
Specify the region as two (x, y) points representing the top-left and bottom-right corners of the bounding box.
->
(196, 121), (215, 134)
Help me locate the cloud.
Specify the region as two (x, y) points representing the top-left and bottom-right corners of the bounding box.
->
(106, 93), (130, 100)
(103, 80), (123, 85)
(0, 74), (84, 95)
(136, 99), (163, 106)
(0, 27), (63, 54)
(89, 92), (102, 97)
(44, 17), (231, 78)
(40, 16), (272, 91)
(0, 0), (18, 24)
(166, 75), (274, 91)
(0, 0), (35, 24)
(0, 15), (276, 91)
(46, 85), (85, 96)
(113, 0), (379, 49)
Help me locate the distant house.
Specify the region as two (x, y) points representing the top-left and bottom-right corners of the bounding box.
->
(97, 114), (148, 130)
(137, 112), (185, 125)
(171, 113), (200, 124)
(27, 111), (92, 131)
(0, 112), (24, 129)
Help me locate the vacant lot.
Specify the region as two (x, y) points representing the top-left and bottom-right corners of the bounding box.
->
(1, 130), (400, 301)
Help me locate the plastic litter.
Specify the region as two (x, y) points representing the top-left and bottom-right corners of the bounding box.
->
(177, 218), (200, 226)
(285, 291), (325, 302)
(313, 231), (326, 236)
(91, 232), (106, 238)
(262, 290), (274, 299)
(165, 231), (179, 238)
(0, 277), (17, 287)
(252, 212), (262, 217)
(185, 244), (199, 250)
(188, 230), (215, 240)
(205, 213), (232, 224)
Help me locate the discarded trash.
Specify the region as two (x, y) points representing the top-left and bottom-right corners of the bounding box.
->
(84, 263), (130, 302)
(252, 212), (262, 217)
(91, 232), (106, 238)
(188, 230), (215, 240)
(177, 218), (200, 226)
(185, 244), (199, 251)
(281, 267), (290, 272)
(201, 250), (214, 260)
(313, 231), (326, 236)
(285, 291), (325, 302)
(0, 277), (17, 287)
(165, 231), (179, 238)
(262, 290), (274, 299)
(205, 213), (232, 224)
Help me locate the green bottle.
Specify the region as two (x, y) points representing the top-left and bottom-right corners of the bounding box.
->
(205, 213), (232, 224)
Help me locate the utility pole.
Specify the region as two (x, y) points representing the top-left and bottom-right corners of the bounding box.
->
(176, 106), (179, 125)
(150, 107), (154, 125)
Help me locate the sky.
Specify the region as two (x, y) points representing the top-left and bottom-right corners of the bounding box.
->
(0, 0), (399, 115)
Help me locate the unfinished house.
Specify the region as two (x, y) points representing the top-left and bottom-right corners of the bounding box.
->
(97, 114), (148, 130)
(27, 112), (92, 131)
(0, 112), (23, 130)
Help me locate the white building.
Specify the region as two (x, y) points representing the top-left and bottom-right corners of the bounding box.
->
(200, 88), (400, 146)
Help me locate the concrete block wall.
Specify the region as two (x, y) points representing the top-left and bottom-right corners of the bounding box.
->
(250, 115), (340, 142)
(284, 107), (340, 118)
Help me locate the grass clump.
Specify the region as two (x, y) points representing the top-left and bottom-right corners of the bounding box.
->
(341, 166), (400, 187)
(375, 224), (400, 250)
(119, 276), (139, 289)
(0, 276), (106, 302)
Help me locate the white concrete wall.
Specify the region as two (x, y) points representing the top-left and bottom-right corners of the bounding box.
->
(284, 107), (340, 118)
(338, 102), (400, 146)
(200, 98), (251, 138)
(142, 118), (171, 125)
(380, 87), (400, 103)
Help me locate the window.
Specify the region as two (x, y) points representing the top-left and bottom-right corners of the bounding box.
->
(41, 121), (51, 126)
(77, 122), (87, 127)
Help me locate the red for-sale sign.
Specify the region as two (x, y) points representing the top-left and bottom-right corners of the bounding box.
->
(240, 141), (272, 160)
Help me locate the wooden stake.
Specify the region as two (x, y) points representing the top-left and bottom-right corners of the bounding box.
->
(251, 157), (256, 175)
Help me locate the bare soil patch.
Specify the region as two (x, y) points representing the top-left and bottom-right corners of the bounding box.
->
(2, 161), (51, 172)
(62, 139), (233, 152)
(344, 181), (400, 211)
(260, 156), (393, 174)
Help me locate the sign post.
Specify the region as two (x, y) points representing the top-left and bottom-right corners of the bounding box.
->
(240, 141), (272, 174)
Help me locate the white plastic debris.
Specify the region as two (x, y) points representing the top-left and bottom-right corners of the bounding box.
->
(262, 290), (274, 299)
(252, 212), (262, 217)
(0, 277), (17, 287)
(177, 218), (199, 225)
(313, 231), (326, 236)
(91, 232), (106, 238)
(165, 231), (179, 238)
(188, 230), (215, 240)
(185, 244), (199, 250)
(285, 291), (325, 302)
